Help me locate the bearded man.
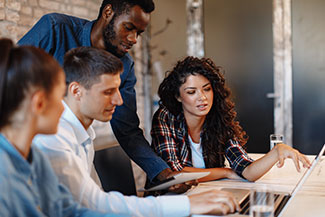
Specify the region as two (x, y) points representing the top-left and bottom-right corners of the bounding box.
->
(18, 0), (172, 183)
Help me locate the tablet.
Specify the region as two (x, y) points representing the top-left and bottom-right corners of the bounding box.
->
(139, 172), (210, 191)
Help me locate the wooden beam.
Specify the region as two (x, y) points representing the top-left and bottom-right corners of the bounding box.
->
(186, 0), (204, 57)
(272, 0), (293, 146)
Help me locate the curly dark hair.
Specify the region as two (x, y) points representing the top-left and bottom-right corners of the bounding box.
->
(97, 0), (155, 20)
(158, 56), (248, 168)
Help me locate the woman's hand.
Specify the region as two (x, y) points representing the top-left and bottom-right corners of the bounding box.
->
(243, 143), (311, 181)
(274, 143), (311, 172)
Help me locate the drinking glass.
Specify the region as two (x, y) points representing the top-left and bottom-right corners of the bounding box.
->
(270, 134), (283, 150)
(250, 186), (274, 217)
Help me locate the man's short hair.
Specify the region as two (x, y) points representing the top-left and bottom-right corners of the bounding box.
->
(97, 0), (155, 19)
(63, 46), (123, 89)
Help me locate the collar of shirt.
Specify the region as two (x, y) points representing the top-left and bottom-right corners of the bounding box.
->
(0, 134), (34, 179)
(61, 101), (96, 146)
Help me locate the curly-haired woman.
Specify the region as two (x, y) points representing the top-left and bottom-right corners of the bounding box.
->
(151, 56), (311, 182)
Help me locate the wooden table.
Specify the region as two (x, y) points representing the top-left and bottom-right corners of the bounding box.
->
(187, 154), (325, 217)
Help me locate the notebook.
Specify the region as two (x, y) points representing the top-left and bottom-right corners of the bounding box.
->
(235, 144), (325, 216)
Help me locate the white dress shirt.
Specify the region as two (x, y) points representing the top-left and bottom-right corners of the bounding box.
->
(34, 101), (190, 217)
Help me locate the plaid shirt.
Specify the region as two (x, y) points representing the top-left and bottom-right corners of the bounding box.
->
(151, 105), (254, 177)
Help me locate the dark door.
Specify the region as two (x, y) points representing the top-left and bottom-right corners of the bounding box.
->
(292, 0), (325, 154)
(204, 0), (274, 153)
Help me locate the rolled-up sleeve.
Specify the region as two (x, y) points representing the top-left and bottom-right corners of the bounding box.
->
(225, 140), (254, 178)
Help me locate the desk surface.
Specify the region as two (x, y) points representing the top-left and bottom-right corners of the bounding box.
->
(187, 154), (325, 217)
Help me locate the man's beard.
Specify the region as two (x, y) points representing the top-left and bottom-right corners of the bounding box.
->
(103, 15), (123, 58)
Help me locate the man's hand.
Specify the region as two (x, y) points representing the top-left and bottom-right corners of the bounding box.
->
(156, 168), (177, 181)
(156, 168), (198, 194)
(168, 180), (198, 194)
(188, 190), (239, 215)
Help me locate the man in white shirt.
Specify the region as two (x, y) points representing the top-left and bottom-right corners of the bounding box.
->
(34, 46), (238, 217)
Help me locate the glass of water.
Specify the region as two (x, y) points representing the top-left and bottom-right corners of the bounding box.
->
(270, 134), (283, 150)
(250, 186), (274, 217)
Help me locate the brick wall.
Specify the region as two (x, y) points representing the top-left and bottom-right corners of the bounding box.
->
(0, 0), (101, 42)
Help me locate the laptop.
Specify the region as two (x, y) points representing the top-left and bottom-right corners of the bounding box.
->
(233, 144), (325, 217)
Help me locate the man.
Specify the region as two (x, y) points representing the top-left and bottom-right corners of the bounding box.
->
(18, 0), (172, 183)
(34, 46), (238, 216)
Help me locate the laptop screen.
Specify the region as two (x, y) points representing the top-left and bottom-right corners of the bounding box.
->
(277, 144), (325, 217)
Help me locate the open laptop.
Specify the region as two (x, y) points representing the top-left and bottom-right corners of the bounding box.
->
(233, 144), (325, 217)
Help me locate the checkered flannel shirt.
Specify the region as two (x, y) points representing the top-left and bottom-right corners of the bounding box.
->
(151, 105), (254, 178)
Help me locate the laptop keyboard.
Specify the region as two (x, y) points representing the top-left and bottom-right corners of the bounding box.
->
(239, 193), (250, 214)
(239, 193), (291, 216)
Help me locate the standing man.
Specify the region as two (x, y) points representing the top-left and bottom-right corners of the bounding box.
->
(19, 0), (171, 182)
